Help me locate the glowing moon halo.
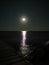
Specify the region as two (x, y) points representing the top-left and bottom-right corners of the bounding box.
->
(20, 16), (28, 24)
(22, 18), (26, 22)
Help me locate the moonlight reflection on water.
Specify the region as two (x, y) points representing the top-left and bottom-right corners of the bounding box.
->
(21, 31), (27, 47)
(20, 31), (29, 56)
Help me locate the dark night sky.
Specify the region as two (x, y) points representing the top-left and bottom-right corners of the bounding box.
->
(0, 0), (49, 31)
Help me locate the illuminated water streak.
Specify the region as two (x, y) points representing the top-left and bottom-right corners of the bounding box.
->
(21, 31), (27, 47)
(20, 31), (29, 56)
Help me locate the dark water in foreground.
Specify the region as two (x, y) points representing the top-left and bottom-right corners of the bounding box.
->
(0, 31), (49, 65)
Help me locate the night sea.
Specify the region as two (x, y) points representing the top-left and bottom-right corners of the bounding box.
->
(0, 31), (49, 65)
(0, 0), (49, 65)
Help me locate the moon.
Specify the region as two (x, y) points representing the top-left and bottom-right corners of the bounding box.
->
(20, 16), (28, 24)
(22, 18), (26, 22)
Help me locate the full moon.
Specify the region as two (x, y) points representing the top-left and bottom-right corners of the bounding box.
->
(20, 16), (28, 24)
(22, 18), (26, 22)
